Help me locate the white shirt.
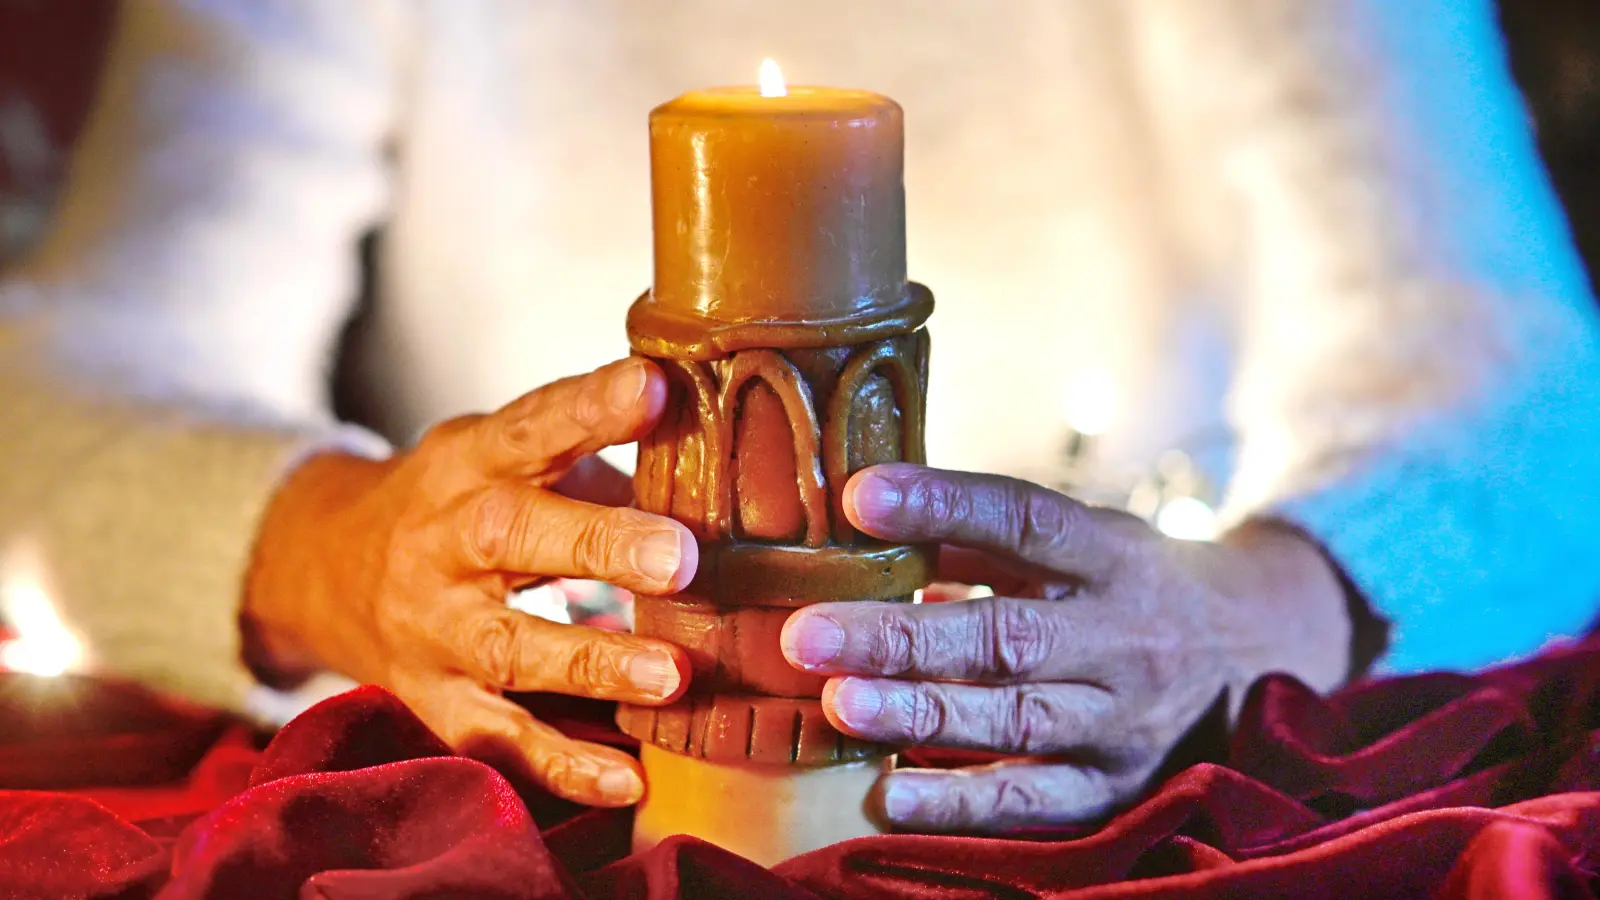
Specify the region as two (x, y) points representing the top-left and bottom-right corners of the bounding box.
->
(4, 0), (1600, 715)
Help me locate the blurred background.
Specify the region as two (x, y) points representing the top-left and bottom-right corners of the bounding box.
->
(3, 0), (1599, 659)
(6, 1), (1600, 469)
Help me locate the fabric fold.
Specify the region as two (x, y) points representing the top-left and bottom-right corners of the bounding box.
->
(11, 636), (1600, 897)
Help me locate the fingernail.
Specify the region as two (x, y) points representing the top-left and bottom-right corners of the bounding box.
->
(627, 651), (680, 699)
(608, 361), (649, 411)
(880, 775), (924, 824)
(633, 529), (683, 586)
(598, 766), (644, 804)
(851, 472), (903, 523)
(831, 678), (886, 731)
(782, 613), (846, 667)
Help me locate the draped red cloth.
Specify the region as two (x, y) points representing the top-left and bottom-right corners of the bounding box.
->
(5, 636), (1600, 899)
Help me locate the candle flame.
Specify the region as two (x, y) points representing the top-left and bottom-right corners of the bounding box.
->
(0, 540), (84, 677)
(759, 58), (787, 98)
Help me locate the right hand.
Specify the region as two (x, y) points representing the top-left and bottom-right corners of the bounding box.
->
(243, 358), (697, 807)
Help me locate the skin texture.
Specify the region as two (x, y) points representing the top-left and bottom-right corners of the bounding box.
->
(781, 462), (1352, 833)
(243, 358), (699, 808)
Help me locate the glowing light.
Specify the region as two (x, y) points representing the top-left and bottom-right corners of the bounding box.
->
(0, 636), (78, 677)
(1155, 497), (1219, 542)
(759, 59), (787, 98)
(1061, 370), (1118, 437)
(0, 574), (82, 677)
(510, 583), (572, 625)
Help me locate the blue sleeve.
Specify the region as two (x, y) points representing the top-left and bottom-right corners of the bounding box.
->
(1267, 0), (1600, 674)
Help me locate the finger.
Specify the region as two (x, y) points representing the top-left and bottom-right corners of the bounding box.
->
(410, 678), (648, 807)
(844, 464), (1124, 580)
(455, 482), (696, 593)
(876, 762), (1119, 832)
(821, 676), (1113, 755)
(427, 600), (690, 702)
(471, 357), (668, 480)
(552, 455), (636, 508)
(782, 595), (1109, 683)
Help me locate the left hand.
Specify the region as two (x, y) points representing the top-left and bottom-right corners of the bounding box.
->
(780, 463), (1352, 832)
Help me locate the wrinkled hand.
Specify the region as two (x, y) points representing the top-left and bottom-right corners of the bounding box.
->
(245, 358), (696, 807)
(781, 463), (1350, 832)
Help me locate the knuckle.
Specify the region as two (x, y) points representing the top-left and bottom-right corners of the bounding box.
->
(466, 487), (527, 569)
(940, 779), (983, 829)
(983, 597), (1055, 680)
(992, 776), (1051, 826)
(1017, 486), (1075, 558)
(493, 411), (540, 462)
(906, 686), (951, 745)
(563, 640), (624, 691)
(867, 612), (918, 676)
(997, 685), (1060, 754)
(572, 513), (624, 577)
(470, 615), (524, 687)
(536, 752), (582, 795)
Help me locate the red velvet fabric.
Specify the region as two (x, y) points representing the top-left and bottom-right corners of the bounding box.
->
(6, 638), (1600, 899)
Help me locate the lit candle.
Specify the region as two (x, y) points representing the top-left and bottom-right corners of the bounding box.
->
(630, 60), (922, 359)
(624, 62), (935, 865)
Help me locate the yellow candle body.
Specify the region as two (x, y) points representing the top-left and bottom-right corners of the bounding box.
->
(633, 85), (918, 359)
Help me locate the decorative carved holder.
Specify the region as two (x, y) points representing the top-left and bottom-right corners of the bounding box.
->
(617, 312), (935, 765)
(620, 83), (932, 863)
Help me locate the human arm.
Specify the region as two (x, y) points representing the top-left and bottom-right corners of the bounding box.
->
(1185, 0), (1600, 673)
(778, 0), (1600, 832)
(0, 0), (407, 711)
(0, 2), (708, 805)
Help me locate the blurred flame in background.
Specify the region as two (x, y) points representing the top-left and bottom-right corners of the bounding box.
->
(0, 540), (84, 676)
(1154, 496), (1218, 542)
(1055, 368), (1220, 542)
(1061, 369), (1118, 438)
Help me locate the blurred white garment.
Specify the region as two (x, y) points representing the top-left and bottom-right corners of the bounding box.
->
(4, 0), (1600, 718)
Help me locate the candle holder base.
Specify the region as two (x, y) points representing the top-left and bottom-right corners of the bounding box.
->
(633, 743), (889, 867)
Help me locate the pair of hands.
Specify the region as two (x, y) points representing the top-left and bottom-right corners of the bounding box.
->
(245, 358), (1351, 831)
